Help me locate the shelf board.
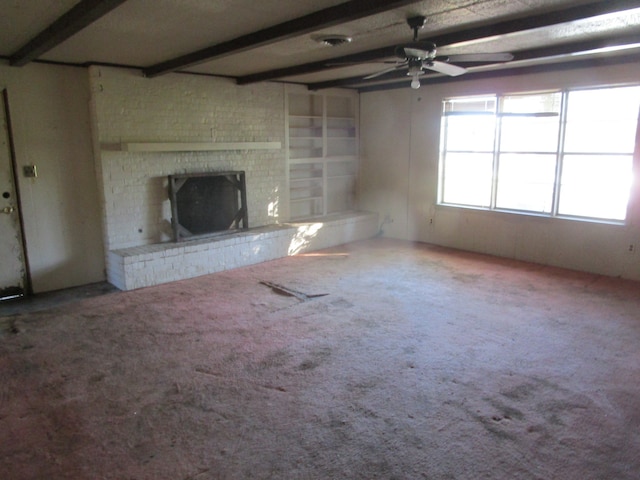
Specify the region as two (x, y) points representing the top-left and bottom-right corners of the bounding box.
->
(291, 183), (322, 187)
(327, 174), (355, 179)
(290, 190), (323, 196)
(290, 196), (323, 203)
(289, 156), (357, 164)
(119, 141), (281, 152)
(290, 177), (323, 182)
(289, 150), (323, 157)
(290, 160), (324, 166)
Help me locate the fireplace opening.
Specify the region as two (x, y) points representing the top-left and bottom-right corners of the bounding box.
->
(168, 171), (248, 242)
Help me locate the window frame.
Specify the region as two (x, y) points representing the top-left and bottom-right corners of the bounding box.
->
(438, 84), (640, 225)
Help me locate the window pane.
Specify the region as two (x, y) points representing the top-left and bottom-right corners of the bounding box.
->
(500, 116), (560, 152)
(444, 115), (496, 151)
(564, 86), (640, 153)
(444, 96), (496, 113)
(496, 154), (556, 212)
(558, 154), (633, 220)
(500, 92), (561, 152)
(502, 92), (561, 112)
(441, 153), (493, 207)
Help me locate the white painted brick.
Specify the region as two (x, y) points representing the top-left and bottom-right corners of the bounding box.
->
(107, 215), (377, 290)
(91, 67), (286, 252)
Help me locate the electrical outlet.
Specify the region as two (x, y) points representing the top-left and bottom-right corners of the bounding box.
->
(628, 244), (636, 254)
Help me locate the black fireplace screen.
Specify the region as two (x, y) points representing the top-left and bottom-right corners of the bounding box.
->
(168, 171), (248, 242)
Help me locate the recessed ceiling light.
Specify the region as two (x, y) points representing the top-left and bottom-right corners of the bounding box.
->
(315, 34), (352, 47)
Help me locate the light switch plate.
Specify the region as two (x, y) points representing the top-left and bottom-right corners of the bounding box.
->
(23, 165), (37, 178)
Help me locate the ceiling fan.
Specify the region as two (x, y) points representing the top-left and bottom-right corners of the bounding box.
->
(365, 16), (514, 89)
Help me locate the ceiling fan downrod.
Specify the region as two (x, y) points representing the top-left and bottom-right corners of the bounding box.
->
(407, 16), (426, 41)
(406, 17), (427, 88)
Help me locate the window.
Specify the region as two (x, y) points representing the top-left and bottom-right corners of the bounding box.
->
(439, 85), (640, 222)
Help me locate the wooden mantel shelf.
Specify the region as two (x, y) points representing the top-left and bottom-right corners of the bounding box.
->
(119, 141), (282, 152)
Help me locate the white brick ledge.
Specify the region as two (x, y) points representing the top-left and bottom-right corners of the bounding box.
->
(107, 212), (378, 290)
(118, 141), (282, 152)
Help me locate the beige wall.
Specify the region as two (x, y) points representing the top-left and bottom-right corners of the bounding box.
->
(0, 63), (105, 293)
(360, 61), (640, 281)
(3, 58), (638, 292)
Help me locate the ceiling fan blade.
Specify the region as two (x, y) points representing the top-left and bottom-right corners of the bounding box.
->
(363, 64), (406, 80)
(325, 60), (398, 67)
(444, 52), (514, 63)
(425, 60), (466, 76)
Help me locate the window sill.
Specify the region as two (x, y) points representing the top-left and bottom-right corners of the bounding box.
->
(436, 203), (627, 226)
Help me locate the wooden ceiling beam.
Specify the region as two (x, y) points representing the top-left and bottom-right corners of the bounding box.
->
(236, 0), (640, 85)
(9, 0), (128, 67)
(143, 0), (420, 78)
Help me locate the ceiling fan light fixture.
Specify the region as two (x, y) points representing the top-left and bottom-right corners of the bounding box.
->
(409, 70), (424, 89)
(407, 60), (425, 76)
(356, 14), (512, 90)
(407, 62), (425, 89)
(316, 34), (352, 47)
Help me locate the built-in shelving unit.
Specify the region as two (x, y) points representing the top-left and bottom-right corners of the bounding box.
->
(286, 89), (358, 220)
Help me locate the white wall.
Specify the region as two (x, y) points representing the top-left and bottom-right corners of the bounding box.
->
(89, 67), (287, 251)
(358, 89), (412, 238)
(360, 62), (640, 281)
(0, 63), (105, 293)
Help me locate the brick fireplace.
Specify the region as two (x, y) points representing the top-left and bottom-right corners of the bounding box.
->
(89, 67), (377, 290)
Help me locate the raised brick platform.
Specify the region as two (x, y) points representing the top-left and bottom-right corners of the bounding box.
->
(107, 212), (378, 290)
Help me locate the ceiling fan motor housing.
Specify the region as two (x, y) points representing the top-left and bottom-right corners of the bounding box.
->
(395, 41), (437, 60)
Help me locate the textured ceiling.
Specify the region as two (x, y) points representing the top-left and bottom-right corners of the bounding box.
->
(1, 0), (639, 91)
